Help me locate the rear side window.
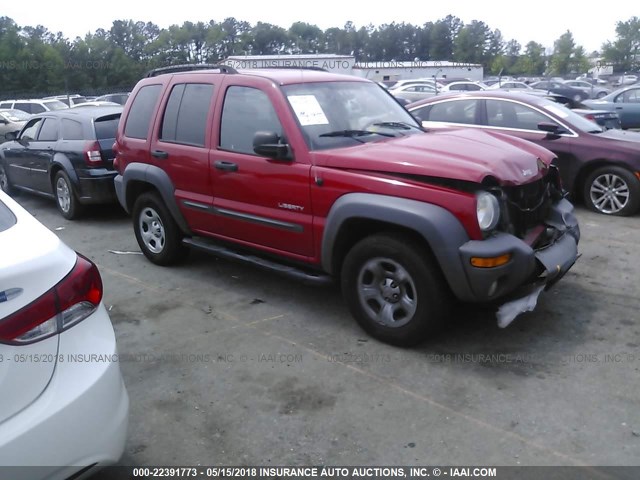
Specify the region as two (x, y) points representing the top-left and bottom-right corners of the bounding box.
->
(15, 103), (33, 114)
(160, 83), (213, 147)
(0, 102), (12, 109)
(428, 99), (477, 124)
(61, 119), (84, 140)
(124, 84), (162, 140)
(94, 114), (121, 140)
(0, 200), (17, 233)
(37, 118), (58, 141)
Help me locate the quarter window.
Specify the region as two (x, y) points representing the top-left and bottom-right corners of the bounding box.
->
(61, 119), (84, 140)
(219, 86), (283, 155)
(160, 83), (214, 147)
(124, 84), (162, 140)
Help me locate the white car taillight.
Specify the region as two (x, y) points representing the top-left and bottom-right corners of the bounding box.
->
(0, 254), (103, 345)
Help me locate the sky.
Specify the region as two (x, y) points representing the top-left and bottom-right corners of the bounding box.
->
(3, 1), (635, 54)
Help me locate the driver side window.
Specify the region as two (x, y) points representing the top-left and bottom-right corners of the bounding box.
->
(20, 118), (43, 141)
(219, 86), (283, 155)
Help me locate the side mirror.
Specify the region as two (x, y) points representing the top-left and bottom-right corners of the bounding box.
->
(4, 131), (18, 141)
(0, 118), (7, 125)
(253, 131), (291, 161)
(411, 113), (423, 123)
(538, 122), (567, 136)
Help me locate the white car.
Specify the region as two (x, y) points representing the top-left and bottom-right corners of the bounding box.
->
(0, 192), (128, 479)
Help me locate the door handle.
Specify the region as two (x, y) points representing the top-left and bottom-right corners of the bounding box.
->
(151, 150), (169, 159)
(615, 107), (623, 109)
(214, 160), (238, 172)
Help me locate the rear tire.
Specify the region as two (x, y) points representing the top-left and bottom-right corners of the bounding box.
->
(341, 233), (451, 346)
(54, 170), (84, 220)
(0, 163), (16, 195)
(583, 166), (640, 216)
(132, 192), (188, 265)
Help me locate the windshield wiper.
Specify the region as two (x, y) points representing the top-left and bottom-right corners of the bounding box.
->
(319, 129), (395, 140)
(371, 121), (423, 131)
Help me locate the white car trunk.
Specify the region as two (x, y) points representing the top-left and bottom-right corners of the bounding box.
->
(0, 193), (76, 423)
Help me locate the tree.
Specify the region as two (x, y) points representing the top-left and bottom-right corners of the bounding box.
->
(602, 16), (640, 72)
(548, 30), (587, 75)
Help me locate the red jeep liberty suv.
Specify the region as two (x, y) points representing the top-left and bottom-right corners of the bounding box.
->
(113, 66), (580, 345)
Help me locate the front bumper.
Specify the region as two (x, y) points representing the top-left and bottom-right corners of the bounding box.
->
(458, 198), (580, 302)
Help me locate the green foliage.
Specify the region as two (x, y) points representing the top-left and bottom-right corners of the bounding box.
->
(0, 15), (634, 97)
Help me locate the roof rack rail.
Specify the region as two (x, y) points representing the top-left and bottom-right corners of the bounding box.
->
(144, 63), (238, 78)
(258, 66), (328, 72)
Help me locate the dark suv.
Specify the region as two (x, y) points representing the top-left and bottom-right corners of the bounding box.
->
(0, 106), (122, 219)
(114, 67), (580, 345)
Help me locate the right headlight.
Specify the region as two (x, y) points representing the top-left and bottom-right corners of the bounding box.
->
(476, 191), (500, 232)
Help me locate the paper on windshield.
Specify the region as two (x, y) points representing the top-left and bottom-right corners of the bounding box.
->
(288, 95), (329, 126)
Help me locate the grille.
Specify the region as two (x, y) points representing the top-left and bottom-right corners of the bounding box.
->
(502, 176), (552, 238)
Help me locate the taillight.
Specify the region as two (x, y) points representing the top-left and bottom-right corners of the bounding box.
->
(585, 114), (595, 120)
(84, 141), (103, 166)
(0, 254), (103, 345)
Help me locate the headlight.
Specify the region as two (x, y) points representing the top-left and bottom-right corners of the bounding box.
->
(476, 191), (500, 232)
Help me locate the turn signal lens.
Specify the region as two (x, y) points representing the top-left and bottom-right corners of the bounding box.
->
(470, 254), (512, 268)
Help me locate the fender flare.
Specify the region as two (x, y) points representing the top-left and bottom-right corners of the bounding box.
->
(321, 193), (474, 301)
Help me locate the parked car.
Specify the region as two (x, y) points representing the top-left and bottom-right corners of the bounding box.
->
(43, 94), (88, 107)
(408, 91), (640, 216)
(0, 106), (122, 219)
(614, 74), (638, 87)
(583, 85), (640, 130)
(389, 83), (438, 102)
(387, 78), (444, 90)
(0, 191), (128, 477)
(0, 109), (30, 142)
(529, 80), (589, 102)
(113, 67), (580, 345)
(563, 80), (609, 99)
(94, 92), (131, 105)
(440, 81), (487, 92)
(0, 99), (68, 114)
(571, 108), (622, 130)
(488, 81), (533, 90)
(72, 101), (121, 108)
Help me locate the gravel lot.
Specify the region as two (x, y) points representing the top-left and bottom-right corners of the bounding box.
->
(14, 194), (640, 469)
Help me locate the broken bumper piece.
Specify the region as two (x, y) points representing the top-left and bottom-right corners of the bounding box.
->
(496, 230), (579, 328)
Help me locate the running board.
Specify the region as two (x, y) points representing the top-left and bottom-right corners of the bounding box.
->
(182, 237), (333, 286)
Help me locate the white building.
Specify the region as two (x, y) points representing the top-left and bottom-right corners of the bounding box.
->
(222, 55), (483, 83)
(351, 60), (484, 83)
(223, 54), (355, 75)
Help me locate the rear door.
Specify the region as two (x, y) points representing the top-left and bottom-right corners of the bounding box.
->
(148, 79), (218, 234)
(614, 88), (640, 129)
(210, 78), (314, 258)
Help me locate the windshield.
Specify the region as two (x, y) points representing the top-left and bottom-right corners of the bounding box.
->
(43, 100), (69, 111)
(0, 109), (30, 122)
(541, 101), (604, 133)
(283, 81), (422, 151)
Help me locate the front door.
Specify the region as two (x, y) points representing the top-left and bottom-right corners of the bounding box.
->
(210, 81), (314, 259)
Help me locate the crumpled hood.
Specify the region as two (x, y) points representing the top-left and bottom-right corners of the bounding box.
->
(313, 128), (555, 186)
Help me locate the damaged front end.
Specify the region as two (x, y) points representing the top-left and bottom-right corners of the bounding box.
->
(459, 165), (580, 327)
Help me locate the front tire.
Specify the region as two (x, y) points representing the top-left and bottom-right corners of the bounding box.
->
(54, 170), (83, 220)
(341, 233), (451, 346)
(583, 166), (640, 216)
(132, 192), (188, 265)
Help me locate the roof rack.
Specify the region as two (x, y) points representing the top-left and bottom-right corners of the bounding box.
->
(257, 66), (328, 72)
(144, 63), (238, 78)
